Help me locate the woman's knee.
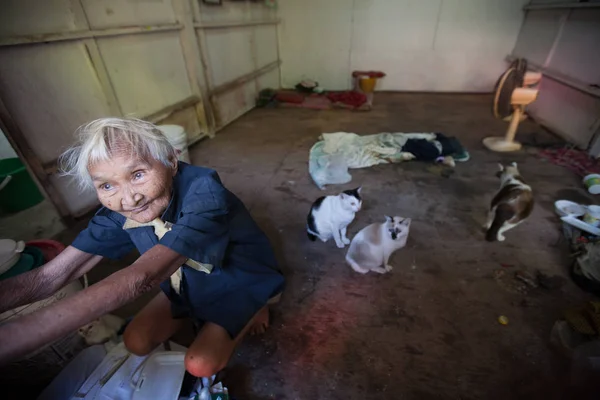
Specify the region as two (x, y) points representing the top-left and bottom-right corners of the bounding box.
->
(123, 325), (156, 356)
(184, 352), (226, 378)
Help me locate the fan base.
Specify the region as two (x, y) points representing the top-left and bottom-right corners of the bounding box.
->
(483, 137), (522, 152)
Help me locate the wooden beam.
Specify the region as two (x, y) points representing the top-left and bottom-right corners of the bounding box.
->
(0, 24), (183, 46)
(143, 95), (201, 123)
(191, 0), (219, 135)
(194, 19), (280, 29)
(72, 0), (123, 116)
(524, 2), (600, 10)
(0, 97), (70, 219)
(172, 0), (210, 137)
(83, 39), (123, 115)
(211, 60), (281, 97)
(275, 16), (283, 90)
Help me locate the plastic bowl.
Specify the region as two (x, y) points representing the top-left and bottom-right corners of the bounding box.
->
(25, 240), (65, 262)
(555, 200), (586, 217)
(0, 253), (34, 281)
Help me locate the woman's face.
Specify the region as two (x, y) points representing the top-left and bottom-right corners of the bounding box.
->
(88, 152), (177, 223)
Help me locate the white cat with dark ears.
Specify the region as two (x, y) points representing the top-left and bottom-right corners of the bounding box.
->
(346, 216), (411, 274)
(306, 187), (362, 248)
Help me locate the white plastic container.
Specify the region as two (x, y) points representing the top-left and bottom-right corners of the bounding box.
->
(583, 205), (600, 227)
(131, 352), (186, 400)
(0, 239), (24, 275)
(554, 200), (586, 218)
(157, 125), (191, 164)
(583, 174), (600, 194)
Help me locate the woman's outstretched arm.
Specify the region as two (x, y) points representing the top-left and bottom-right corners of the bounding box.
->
(0, 246), (102, 314)
(0, 244), (186, 365)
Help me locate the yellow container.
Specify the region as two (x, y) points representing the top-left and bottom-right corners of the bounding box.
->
(359, 77), (377, 93)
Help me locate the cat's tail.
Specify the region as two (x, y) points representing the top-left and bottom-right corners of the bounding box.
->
(306, 225), (317, 241)
(485, 204), (514, 242)
(345, 254), (369, 274)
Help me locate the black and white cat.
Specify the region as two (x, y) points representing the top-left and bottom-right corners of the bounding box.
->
(307, 187), (362, 248)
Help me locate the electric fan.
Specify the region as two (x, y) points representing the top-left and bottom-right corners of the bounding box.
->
(483, 58), (542, 152)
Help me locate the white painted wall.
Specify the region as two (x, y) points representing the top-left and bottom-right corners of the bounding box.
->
(278, 0), (528, 91)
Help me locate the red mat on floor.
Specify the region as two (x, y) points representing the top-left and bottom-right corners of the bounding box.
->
(538, 147), (600, 177)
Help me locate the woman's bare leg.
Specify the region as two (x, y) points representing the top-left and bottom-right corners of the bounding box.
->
(184, 305), (270, 377)
(123, 292), (184, 356)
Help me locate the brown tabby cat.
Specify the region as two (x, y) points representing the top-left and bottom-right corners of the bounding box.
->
(484, 162), (534, 242)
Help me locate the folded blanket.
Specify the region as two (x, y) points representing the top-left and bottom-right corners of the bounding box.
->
(308, 132), (468, 189)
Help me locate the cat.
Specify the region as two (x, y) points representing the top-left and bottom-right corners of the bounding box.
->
(484, 162), (534, 242)
(346, 216), (411, 274)
(307, 187), (362, 248)
(78, 314), (126, 346)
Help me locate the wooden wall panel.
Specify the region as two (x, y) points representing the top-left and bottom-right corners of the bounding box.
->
(0, 42), (111, 164)
(81, 0), (177, 29)
(96, 32), (192, 116)
(204, 27), (255, 87)
(0, 0), (78, 36)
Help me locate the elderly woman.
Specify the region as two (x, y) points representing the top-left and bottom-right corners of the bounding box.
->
(0, 118), (285, 376)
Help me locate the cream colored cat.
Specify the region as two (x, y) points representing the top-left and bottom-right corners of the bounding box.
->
(345, 216), (411, 274)
(78, 314), (125, 346)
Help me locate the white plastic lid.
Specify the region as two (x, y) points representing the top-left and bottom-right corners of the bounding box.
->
(0, 239), (25, 274)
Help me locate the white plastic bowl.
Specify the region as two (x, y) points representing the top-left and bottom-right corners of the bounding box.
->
(0, 239), (25, 275)
(555, 200), (586, 218)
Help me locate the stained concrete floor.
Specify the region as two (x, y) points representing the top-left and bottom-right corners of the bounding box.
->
(10, 93), (595, 399)
(0, 199), (65, 241)
(185, 93), (594, 399)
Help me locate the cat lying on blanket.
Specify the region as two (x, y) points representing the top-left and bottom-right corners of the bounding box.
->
(346, 216), (411, 274)
(307, 187), (362, 248)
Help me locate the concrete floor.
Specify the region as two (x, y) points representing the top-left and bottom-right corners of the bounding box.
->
(185, 93), (593, 399)
(6, 93), (594, 399)
(0, 199), (65, 241)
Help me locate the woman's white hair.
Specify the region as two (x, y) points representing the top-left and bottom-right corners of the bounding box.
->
(60, 117), (177, 190)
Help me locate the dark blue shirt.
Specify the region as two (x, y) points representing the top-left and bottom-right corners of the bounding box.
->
(72, 163), (284, 337)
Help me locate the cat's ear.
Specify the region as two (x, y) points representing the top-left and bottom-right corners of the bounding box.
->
(511, 162), (517, 167)
(496, 163), (504, 177)
(356, 186), (362, 194)
(340, 193), (348, 200)
(385, 215), (393, 222)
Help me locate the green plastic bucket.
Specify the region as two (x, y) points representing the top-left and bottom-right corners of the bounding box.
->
(0, 158), (44, 213)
